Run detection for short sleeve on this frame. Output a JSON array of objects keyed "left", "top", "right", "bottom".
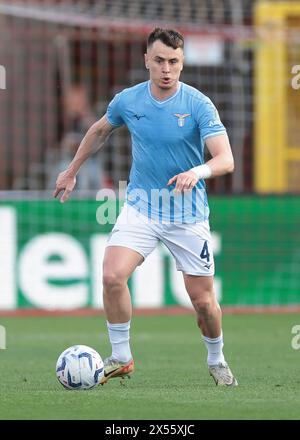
[
  {"left": 106, "top": 93, "right": 125, "bottom": 127},
  {"left": 196, "top": 97, "right": 226, "bottom": 140}
]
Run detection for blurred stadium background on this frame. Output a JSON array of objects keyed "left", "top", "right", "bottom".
[{"left": 0, "top": 0, "right": 300, "bottom": 312}]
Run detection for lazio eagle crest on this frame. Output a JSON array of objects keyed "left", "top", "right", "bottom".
[{"left": 174, "top": 113, "right": 191, "bottom": 127}]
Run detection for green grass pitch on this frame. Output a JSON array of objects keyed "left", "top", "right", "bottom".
[{"left": 0, "top": 313, "right": 299, "bottom": 420}]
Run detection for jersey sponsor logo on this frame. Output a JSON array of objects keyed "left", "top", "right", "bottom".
[
  {"left": 133, "top": 114, "right": 146, "bottom": 120},
  {"left": 174, "top": 113, "right": 191, "bottom": 127}
]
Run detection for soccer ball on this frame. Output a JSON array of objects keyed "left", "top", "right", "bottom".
[{"left": 56, "top": 345, "right": 104, "bottom": 390}]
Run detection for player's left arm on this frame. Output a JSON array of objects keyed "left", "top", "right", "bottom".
[
  {"left": 203, "top": 132, "right": 234, "bottom": 177},
  {"left": 167, "top": 133, "right": 234, "bottom": 193}
]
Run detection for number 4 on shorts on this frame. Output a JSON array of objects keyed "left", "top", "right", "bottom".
[{"left": 200, "top": 240, "right": 210, "bottom": 262}]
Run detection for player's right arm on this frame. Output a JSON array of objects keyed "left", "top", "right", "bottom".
[{"left": 53, "top": 114, "right": 115, "bottom": 203}]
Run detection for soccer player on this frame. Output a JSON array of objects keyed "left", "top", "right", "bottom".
[{"left": 54, "top": 28, "right": 238, "bottom": 386}]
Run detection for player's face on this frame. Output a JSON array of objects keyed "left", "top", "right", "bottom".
[{"left": 145, "top": 40, "right": 184, "bottom": 92}]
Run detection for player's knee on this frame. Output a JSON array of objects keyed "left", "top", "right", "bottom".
[
  {"left": 191, "top": 294, "right": 215, "bottom": 315},
  {"left": 102, "top": 269, "right": 127, "bottom": 292}
]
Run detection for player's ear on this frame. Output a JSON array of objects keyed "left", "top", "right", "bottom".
[
  {"left": 144, "top": 53, "right": 149, "bottom": 69},
  {"left": 181, "top": 55, "right": 184, "bottom": 71}
]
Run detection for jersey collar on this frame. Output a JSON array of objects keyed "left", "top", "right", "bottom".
[{"left": 147, "top": 81, "right": 182, "bottom": 105}]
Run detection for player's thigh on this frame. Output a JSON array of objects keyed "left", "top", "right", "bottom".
[
  {"left": 104, "top": 204, "right": 159, "bottom": 281},
  {"left": 103, "top": 245, "right": 144, "bottom": 282},
  {"left": 182, "top": 273, "right": 215, "bottom": 303},
  {"left": 107, "top": 204, "right": 159, "bottom": 258}
]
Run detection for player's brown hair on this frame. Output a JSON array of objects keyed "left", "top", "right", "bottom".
[{"left": 147, "top": 28, "right": 184, "bottom": 50}]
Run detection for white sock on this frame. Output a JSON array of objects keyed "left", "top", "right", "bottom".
[
  {"left": 202, "top": 332, "right": 226, "bottom": 366},
  {"left": 107, "top": 320, "right": 132, "bottom": 363}
]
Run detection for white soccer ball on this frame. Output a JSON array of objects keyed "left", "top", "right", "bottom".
[{"left": 56, "top": 345, "right": 104, "bottom": 390}]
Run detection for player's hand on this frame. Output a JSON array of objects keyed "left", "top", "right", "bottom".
[
  {"left": 167, "top": 170, "right": 199, "bottom": 194},
  {"left": 53, "top": 170, "right": 76, "bottom": 203}
]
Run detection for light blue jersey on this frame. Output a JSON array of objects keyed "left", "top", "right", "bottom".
[{"left": 106, "top": 81, "right": 226, "bottom": 223}]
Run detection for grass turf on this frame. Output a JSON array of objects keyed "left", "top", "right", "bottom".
[{"left": 0, "top": 313, "right": 299, "bottom": 420}]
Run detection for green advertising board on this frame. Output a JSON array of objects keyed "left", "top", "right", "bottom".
[{"left": 0, "top": 196, "right": 299, "bottom": 309}]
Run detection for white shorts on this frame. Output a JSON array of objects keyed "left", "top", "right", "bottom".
[{"left": 106, "top": 204, "right": 215, "bottom": 276}]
